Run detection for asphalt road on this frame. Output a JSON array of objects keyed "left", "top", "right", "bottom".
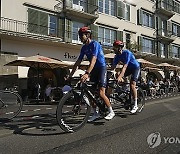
[{"left": 0, "top": 95, "right": 180, "bottom": 154}]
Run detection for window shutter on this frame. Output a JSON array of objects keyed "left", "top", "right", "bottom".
[
  {"left": 90, "top": 24, "right": 98, "bottom": 41},
  {"left": 126, "top": 4, "right": 130, "bottom": 21},
  {"left": 28, "top": 8, "right": 38, "bottom": 33},
  {"left": 87, "top": 0, "right": 98, "bottom": 14},
  {"left": 167, "top": 20, "right": 172, "bottom": 36},
  {"left": 117, "top": 1, "right": 124, "bottom": 19},
  {"left": 157, "top": 17, "right": 162, "bottom": 35},
  {"left": 116, "top": 31, "right": 123, "bottom": 41},
  {"left": 152, "top": 15, "right": 156, "bottom": 29},
  {"left": 58, "top": 18, "right": 64, "bottom": 38},
  {"left": 157, "top": 42, "right": 161, "bottom": 57},
  {"left": 157, "top": 0, "right": 162, "bottom": 9},
  {"left": 178, "top": 25, "right": 180, "bottom": 37},
  {"left": 64, "top": 18, "right": 72, "bottom": 42},
  {"left": 39, "top": 11, "right": 48, "bottom": 35},
  {"left": 138, "top": 36, "right": 143, "bottom": 52},
  {"left": 137, "top": 9, "right": 143, "bottom": 25},
  {"left": 168, "top": 44, "right": 172, "bottom": 58},
  {"left": 152, "top": 40, "right": 156, "bottom": 54}
]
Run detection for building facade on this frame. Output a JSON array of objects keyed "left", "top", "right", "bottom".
[{"left": 0, "top": 0, "right": 180, "bottom": 98}]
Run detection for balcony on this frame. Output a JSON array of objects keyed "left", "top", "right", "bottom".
[
  {"left": 156, "top": 29, "right": 175, "bottom": 43},
  {"left": 60, "top": 0, "right": 98, "bottom": 22},
  {"left": 154, "top": 0, "right": 175, "bottom": 19},
  {"left": 0, "top": 17, "right": 63, "bottom": 43}
]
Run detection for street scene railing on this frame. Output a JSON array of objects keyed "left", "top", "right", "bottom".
[{"left": 0, "top": 17, "right": 63, "bottom": 42}]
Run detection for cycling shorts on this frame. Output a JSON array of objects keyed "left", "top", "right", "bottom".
[
  {"left": 90, "top": 66, "right": 107, "bottom": 88},
  {"left": 124, "top": 67, "right": 140, "bottom": 82}
]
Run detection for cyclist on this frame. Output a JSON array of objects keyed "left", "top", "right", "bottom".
[
  {"left": 111, "top": 40, "right": 140, "bottom": 113},
  {"left": 69, "top": 27, "right": 115, "bottom": 121}
]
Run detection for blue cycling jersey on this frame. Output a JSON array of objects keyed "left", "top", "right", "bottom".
[
  {"left": 78, "top": 40, "right": 106, "bottom": 68},
  {"left": 113, "top": 49, "right": 140, "bottom": 69}
]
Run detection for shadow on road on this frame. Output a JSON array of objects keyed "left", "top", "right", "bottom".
[{"left": 0, "top": 114, "right": 68, "bottom": 136}]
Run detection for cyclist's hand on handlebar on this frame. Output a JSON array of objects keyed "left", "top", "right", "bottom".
[
  {"left": 117, "top": 76, "right": 124, "bottom": 83},
  {"left": 81, "top": 73, "right": 89, "bottom": 83}
]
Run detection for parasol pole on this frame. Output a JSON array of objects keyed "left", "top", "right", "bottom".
[
  {"left": 37, "top": 53, "right": 40, "bottom": 101},
  {"left": 37, "top": 62, "right": 40, "bottom": 100}
]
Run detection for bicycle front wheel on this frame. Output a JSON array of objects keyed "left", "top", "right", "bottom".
[
  {"left": 56, "top": 91, "right": 91, "bottom": 133},
  {"left": 0, "top": 91, "right": 23, "bottom": 120}
]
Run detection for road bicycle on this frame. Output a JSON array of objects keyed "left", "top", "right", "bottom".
[
  {"left": 56, "top": 72, "right": 145, "bottom": 133},
  {"left": 107, "top": 70, "right": 145, "bottom": 112},
  {"left": 0, "top": 90, "right": 23, "bottom": 120}
]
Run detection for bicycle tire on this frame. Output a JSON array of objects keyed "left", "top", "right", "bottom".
[
  {"left": 0, "top": 90, "right": 23, "bottom": 120},
  {"left": 56, "top": 91, "right": 91, "bottom": 133},
  {"left": 137, "top": 87, "right": 145, "bottom": 112}
]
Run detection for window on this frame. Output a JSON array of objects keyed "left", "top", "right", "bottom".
[
  {"left": 172, "top": 23, "right": 180, "bottom": 37},
  {"left": 72, "top": 21, "right": 84, "bottom": 44},
  {"left": 142, "top": 12, "right": 154, "bottom": 28},
  {"left": 126, "top": 33, "right": 131, "bottom": 49},
  {"left": 98, "top": 0, "right": 115, "bottom": 16},
  {"left": 49, "top": 15, "right": 57, "bottom": 36},
  {"left": 173, "top": 1, "right": 180, "bottom": 14},
  {"left": 142, "top": 38, "right": 154, "bottom": 54},
  {"left": 98, "top": 27, "right": 116, "bottom": 46},
  {"left": 124, "top": 4, "right": 130, "bottom": 21},
  {"left": 160, "top": 43, "right": 165, "bottom": 58},
  {"left": 172, "top": 46, "right": 179, "bottom": 58},
  {"left": 138, "top": 9, "right": 155, "bottom": 28},
  {"left": 117, "top": 1, "right": 130, "bottom": 21}
]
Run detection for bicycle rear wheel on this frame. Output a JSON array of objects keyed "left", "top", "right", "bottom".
[
  {"left": 137, "top": 87, "right": 145, "bottom": 112},
  {"left": 0, "top": 91, "right": 23, "bottom": 120},
  {"left": 56, "top": 91, "right": 91, "bottom": 133}
]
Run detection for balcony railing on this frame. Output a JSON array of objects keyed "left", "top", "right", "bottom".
[
  {"left": 60, "top": 0, "right": 98, "bottom": 21},
  {"left": 154, "top": 0, "right": 175, "bottom": 18},
  {"left": 157, "top": 0, "right": 173, "bottom": 11},
  {"left": 0, "top": 17, "right": 63, "bottom": 42},
  {"left": 156, "top": 29, "right": 174, "bottom": 43}
]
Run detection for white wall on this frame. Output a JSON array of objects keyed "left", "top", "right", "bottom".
[
  {"left": 1, "top": 0, "right": 57, "bottom": 22},
  {"left": 2, "top": 39, "right": 80, "bottom": 62}
]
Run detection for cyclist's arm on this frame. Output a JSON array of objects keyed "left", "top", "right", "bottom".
[
  {"left": 69, "top": 59, "right": 82, "bottom": 78},
  {"left": 118, "top": 64, "right": 128, "bottom": 78},
  {"left": 118, "top": 51, "right": 130, "bottom": 78},
  {"left": 86, "top": 56, "right": 96, "bottom": 74}
]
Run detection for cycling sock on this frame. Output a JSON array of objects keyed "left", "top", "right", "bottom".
[
  {"left": 108, "top": 106, "right": 114, "bottom": 113},
  {"left": 134, "top": 98, "right": 138, "bottom": 107},
  {"left": 93, "top": 107, "right": 99, "bottom": 115}
]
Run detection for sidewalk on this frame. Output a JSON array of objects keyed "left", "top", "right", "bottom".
[{"left": 145, "top": 92, "right": 180, "bottom": 102}]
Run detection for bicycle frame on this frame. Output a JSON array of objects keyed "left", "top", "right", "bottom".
[{"left": 107, "top": 80, "right": 132, "bottom": 103}]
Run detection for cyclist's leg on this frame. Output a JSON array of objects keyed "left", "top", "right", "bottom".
[
  {"left": 98, "top": 67, "right": 115, "bottom": 120},
  {"left": 129, "top": 67, "right": 141, "bottom": 113},
  {"left": 88, "top": 69, "right": 100, "bottom": 122}
]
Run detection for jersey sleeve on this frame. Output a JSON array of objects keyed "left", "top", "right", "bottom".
[
  {"left": 91, "top": 41, "right": 99, "bottom": 57},
  {"left": 124, "top": 51, "right": 131, "bottom": 65},
  {"left": 78, "top": 47, "right": 85, "bottom": 60}
]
